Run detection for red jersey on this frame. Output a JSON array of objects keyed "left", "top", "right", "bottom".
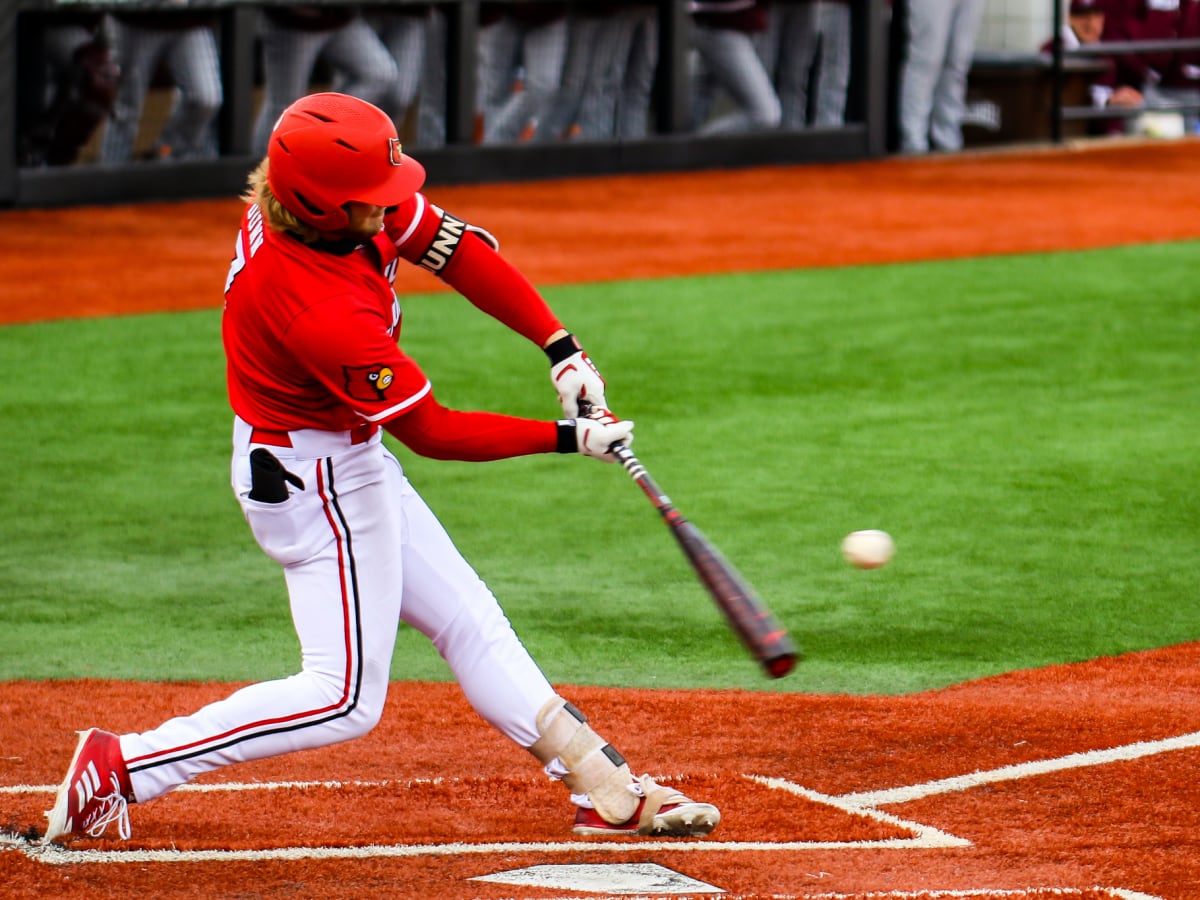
[
  {"left": 222, "top": 192, "right": 565, "bottom": 459},
  {"left": 223, "top": 198, "right": 430, "bottom": 432}
]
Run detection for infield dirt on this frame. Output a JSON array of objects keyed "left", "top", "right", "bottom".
[{"left": 2, "top": 138, "right": 1199, "bottom": 899}]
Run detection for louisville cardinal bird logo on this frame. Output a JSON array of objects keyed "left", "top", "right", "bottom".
[{"left": 343, "top": 364, "right": 395, "bottom": 401}]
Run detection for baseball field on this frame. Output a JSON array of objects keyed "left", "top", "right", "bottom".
[{"left": 1, "top": 138, "right": 1199, "bottom": 899}]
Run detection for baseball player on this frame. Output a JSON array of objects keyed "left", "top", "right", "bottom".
[
  {"left": 100, "top": 9, "right": 224, "bottom": 161},
  {"left": 44, "top": 92, "right": 720, "bottom": 845},
  {"left": 477, "top": 2, "right": 569, "bottom": 143},
  {"left": 895, "top": 0, "right": 987, "bottom": 153},
  {"left": 250, "top": 6, "right": 398, "bottom": 155},
  {"left": 759, "top": 0, "right": 853, "bottom": 130},
  {"left": 688, "top": 0, "right": 782, "bottom": 134}
]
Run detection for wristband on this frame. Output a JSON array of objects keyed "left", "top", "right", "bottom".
[
  {"left": 555, "top": 420, "right": 578, "bottom": 454},
  {"left": 544, "top": 333, "right": 582, "bottom": 365}
]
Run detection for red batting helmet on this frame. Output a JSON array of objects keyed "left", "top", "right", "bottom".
[{"left": 266, "top": 92, "right": 426, "bottom": 232}]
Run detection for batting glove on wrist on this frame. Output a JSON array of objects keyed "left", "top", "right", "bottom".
[
  {"left": 556, "top": 409, "right": 634, "bottom": 463},
  {"left": 545, "top": 333, "right": 608, "bottom": 419}
]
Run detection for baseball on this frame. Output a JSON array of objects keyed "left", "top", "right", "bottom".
[{"left": 841, "top": 530, "right": 895, "bottom": 569}]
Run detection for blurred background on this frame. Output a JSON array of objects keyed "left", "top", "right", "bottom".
[{"left": 7, "top": 0, "right": 1200, "bottom": 207}]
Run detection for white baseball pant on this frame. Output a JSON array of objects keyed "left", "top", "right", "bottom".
[{"left": 119, "top": 417, "right": 556, "bottom": 802}]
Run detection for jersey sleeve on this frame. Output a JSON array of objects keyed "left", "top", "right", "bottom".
[
  {"left": 384, "top": 391, "right": 560, "bottom": 461},
  {"left": 287, "top": 294, "right": 432, "bottom": 424},
  {"left": 384, "top": 194, "right": 565, "bottom": 347}
]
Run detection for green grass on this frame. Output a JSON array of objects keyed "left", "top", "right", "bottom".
[{"left": 1, "top": 242, "right": 1197, "bottom": 693}]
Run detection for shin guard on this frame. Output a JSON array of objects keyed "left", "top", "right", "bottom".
[{"left": 527, "top": 696, "right": 638, "bottom": 825}]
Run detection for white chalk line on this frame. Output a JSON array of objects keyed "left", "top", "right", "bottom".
[
  {"left": 2, "top": 773, "right": 962, "bottom": 862},
  {"left": 3, "top": 728, "right": 1196, "bottom": 888},
  {"left": 0, "top": 776, "right": 456, "bottom": 795},
  {"left": 789, "top": 891, "right": 1164, "bottom": 900},
  {"left": 747, "top": 777, "right": 968, "bottom": 849},
  {"left": 5, "top": 835, "right": 955, "bottom": 866},
  {"left": 391, "top": 892, "right": 1163, "bottom": 900},
  {"left": 833, "top": 729, "right": 1200, "bottom": 809}
]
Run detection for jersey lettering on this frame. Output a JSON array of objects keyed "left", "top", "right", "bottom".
[
  {"left": 224, "top": 234, "right": 245, "bottom": 295},
  {"left": 224, "top": 205, "right": 265, "bottom": 295},
  {"left": 246, "top": 204, "right": 265, "bottom": 255},
  {"left": 388, "top": 293, "right": 401, "bottom": 335},
  {"left": 418, "top": 213, "right": 466, "bottom": 274}
]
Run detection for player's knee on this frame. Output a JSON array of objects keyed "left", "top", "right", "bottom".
[
  {"left": 340, "top": 698, "right": 385, "bottom": 739},
  {"left": 752, "top": 97, "right": 782, "bottom": 129},
  {"left": 191, "top": 85, "right": 224, "bottom": 115},
  {"left": 345, "top": 668, "right": 390, "bottom": 737},
  {"left": 302, "top": 666, "right": 388, "bottom": 739}
]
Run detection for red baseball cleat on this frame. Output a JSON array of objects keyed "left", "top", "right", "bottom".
[
  {"left": 572, "top": 775, "right": 720, "bottom": 837},
  {"left": 44, "top": 728, "right": 134, "bottom": 843}
]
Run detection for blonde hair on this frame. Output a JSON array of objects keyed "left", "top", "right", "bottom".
[{"left": 243, "top": 158, "right": 320, "bottom": 243}]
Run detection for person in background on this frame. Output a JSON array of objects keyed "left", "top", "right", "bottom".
[
  {"left": 476, "top": 2, "right": 568, "bottom": 143},
  {"left": 600, "top": 2, "right": 660, "bottom": 139},
  {"left": 416, "top": 6, "right": 448, "bottom": 148},
  {"left": 759, "top": 0, "right": 853, "bottom": 129},
  {"left": 1040, "top": 0, "right": 1144, "bottom": 134},
  {"left": 539, "top": 2, "right": 659, "bottom": 142},
  {"left": 533, "top": 4, "right": 608, "bottom": 141},
  {"left": 17, "top": 11, "right": 118, "bottom": 166},
  {"left": 251, "top": 5, "right": 398, "bottom": 154},
  {"left": 356, "top": 5, "right": 434, "bottom": 141},
  {"left": 895, "top": 0, "right": 986, "bottom": 153},
  {"left": 99, "top": 7, "right": 223, "bottom": 161},
  {"left": 688, "top": 0, "right": 781, "bottom": 134},
  {"left": 1102, "top": 0, "right": 1200, "bottom": 133},
  {"left": 1169, "top": 0, "right": 1200, "bottom": 131}
]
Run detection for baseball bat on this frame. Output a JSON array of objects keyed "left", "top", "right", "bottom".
[{"left": 609, "top": 441, "right": 800, "bottom": 678}]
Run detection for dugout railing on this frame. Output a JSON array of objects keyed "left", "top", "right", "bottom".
[
  {"left": 1047, "top": 1, "right": 1200, "bottom": 140},
  {"left": 0, "top": 0, "right": 890, "bottom": 209}
]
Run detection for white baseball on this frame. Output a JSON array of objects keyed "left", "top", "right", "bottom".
[{"left": 841, "top": 530, "right": 895, "bottom": 569}]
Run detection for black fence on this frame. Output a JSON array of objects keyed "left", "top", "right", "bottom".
[{"left": 1, "top": 0, "right": 890, "bottom": 208}]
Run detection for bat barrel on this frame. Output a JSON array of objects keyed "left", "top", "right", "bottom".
[{"left": 606, "top": 437, "right": 800, "bottom": 679}]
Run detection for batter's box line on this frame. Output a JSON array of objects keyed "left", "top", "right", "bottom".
[
  {"left": 795, "top": 889, "right": 1165, "bottom": 900},
  {"left": 747, "top": 775, "right": 968, "bottom": 849},
  {"left": 417, "top": 891, "right": 1165, "bottom": 900},
  {"left": 2, "top": 771, "right": 965, "bottom": 864},
  {"left": 8, "top": 834, "right": 965, "bottom": 866},
  {"left": 831, "top": 729, "right": 1200, "bottom": 809}
]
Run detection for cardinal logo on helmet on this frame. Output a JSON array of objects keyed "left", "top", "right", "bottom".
[
  {"left": 344, "top": 364, "right": 395, "bottom": 401},
  {"left": 389, "top": 138, "right": 404, "bottom": 166}
]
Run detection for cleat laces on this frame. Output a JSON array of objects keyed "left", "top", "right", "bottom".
[{"left": 83, "top": 773, "right": 131, "bottom": 840}]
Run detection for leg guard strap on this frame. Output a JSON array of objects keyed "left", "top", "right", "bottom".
[
  {"left": 634, "top": 775, "right": 690, "bottom": 834},
  {"left": 527, "top": 696, "right": 638, "bottom": 825}
]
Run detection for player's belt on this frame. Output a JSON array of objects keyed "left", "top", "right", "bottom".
[{"left": 250, "top": 423, "right": 378, "bottom": 447}]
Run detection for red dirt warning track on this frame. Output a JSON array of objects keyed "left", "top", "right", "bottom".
[{"left": 2, "top": 139, "right": 1200, "bottom": 899}]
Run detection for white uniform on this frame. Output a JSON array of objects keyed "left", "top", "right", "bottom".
[
  {"left": 121, "top": 419, "right": 554, "bottom": 801},
  {"left": 897, "top": 0, "right": 986, "bottom": 153}
]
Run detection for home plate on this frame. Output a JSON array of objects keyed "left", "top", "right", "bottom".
[{"left": 470, "top": 862, "right": 724, "bottom": 894}]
